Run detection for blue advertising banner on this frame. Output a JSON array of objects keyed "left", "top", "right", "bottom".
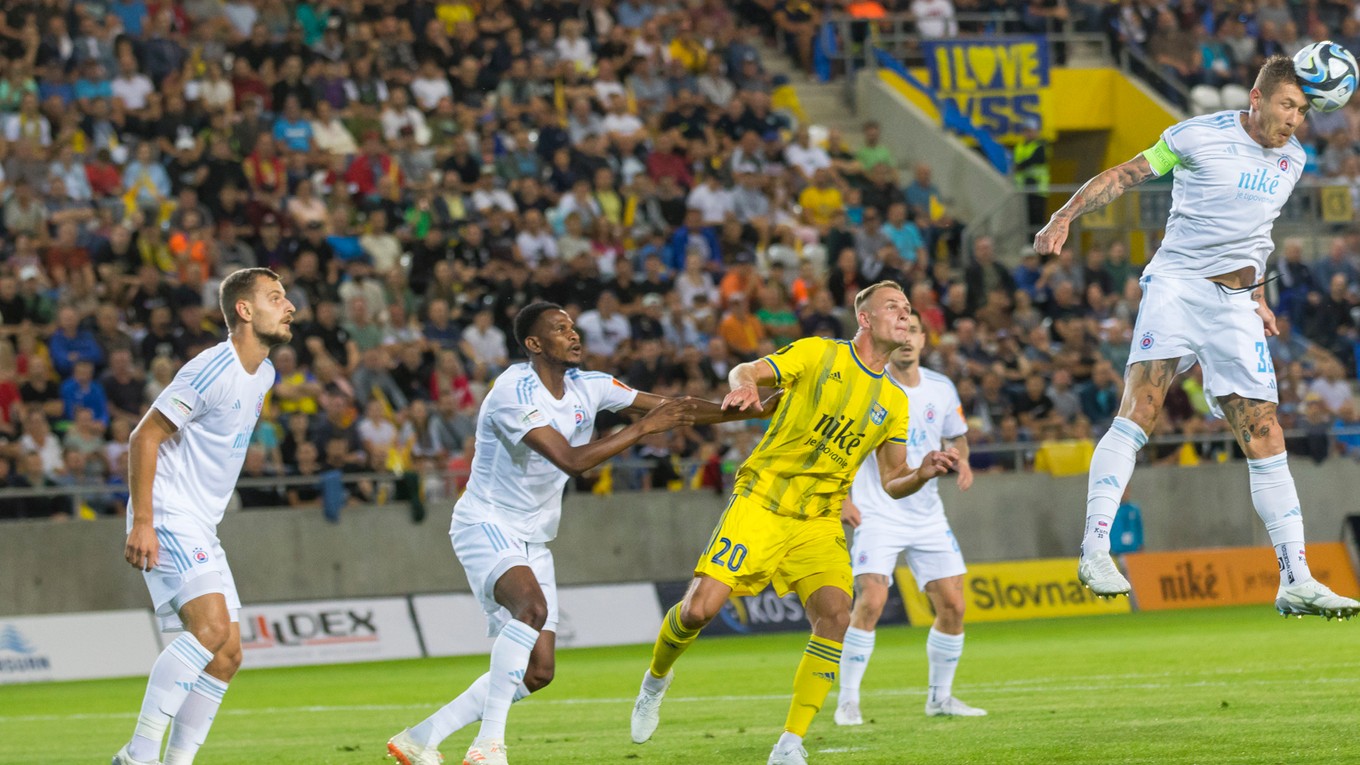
[
  {"left": 920, "top": 36, "right": 1050, "bottom": 139},
  {"left": 654, "top": 581, "right": 909, "bottom": 637}
]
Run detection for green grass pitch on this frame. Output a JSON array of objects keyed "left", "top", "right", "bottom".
[{"left": 2, "top": 606, "right": 1358, "bottom": 764}]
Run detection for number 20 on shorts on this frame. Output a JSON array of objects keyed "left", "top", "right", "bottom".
[{"left": 710, "top": 537, "right": 748, "bottom": 572}]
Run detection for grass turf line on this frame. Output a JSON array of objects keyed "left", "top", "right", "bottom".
[{"left": 2, "top": 606, "right": 1358, "bottom": 764}]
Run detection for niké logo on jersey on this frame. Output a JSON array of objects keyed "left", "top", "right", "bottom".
[{"left": 1237, "top": 168, "right": 1281, "bottom": 195}]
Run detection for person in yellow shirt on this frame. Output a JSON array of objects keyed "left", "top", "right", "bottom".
[
  {"left": 630, "top": 281, "right": 960, "bottom": 765},
  {"left": 797, "top": 168, "right": 844, "bottom": 229}
]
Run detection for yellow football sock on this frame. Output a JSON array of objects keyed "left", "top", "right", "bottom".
[
  {"left": 648, "top": 604, "right": 702, "bottom": 679},
  {"left": 784, "top": 635, "right": 843, "bottom": 736}
]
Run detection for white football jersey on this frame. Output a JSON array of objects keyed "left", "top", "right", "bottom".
[
  {"left": 453, "top": 364, "right": 638, "bottom": 543},
  {"left": 850, "top": 367, "right": 966, "bottom": 533},
  {"left": 131, "top": 340, "right": 275, "bottom": 530},
  {"left": 1145, "top": 110, "right": 1305, "bottom": 281}
]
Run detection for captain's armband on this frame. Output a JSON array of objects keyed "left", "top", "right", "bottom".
[{"left": 1141, "top": 139, "right": 1181, "bottom": 176}]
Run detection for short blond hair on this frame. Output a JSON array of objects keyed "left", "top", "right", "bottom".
[{"left": 853, "top": 280, "right": 906, "bottom": 313}]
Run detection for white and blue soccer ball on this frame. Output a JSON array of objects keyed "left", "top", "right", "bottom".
[{"left": 1293, "top": 41, "right": 1358, "bottom": 112}]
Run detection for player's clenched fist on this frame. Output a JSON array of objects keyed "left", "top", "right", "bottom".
[
  {"left": 124, "top": 524, "right": 159, "bottom": 571},
  {"left": 1033, "top": 218, "right": 1068, "bottom": 256}
]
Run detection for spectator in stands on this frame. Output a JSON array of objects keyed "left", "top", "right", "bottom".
[
  {"left": 236, "top": 446, "right": 284, "bottom": 509},
  {"left": 48, "top": 306, "right": 103, "bottom": 377},
  {"left": 59, "top": 358, "right": 109, "bottom": 424}
]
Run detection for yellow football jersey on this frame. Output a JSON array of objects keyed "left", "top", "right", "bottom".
[{"left": 734, "top": 337, "right": 910, "bottom": 519}]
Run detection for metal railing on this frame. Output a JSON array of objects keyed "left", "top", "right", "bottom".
[{"left": 7, "top": 426, "right": 1360, "bottom": 518}]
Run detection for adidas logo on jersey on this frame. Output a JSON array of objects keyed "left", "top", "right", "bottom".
[
  {"left": 827, "top": 371, "right": 842, "bottom": 382},
  {"left": 232, "top": 400, "right": 241, "bottom": 410}
]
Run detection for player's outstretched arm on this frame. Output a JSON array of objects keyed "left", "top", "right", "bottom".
[
  {"left": 628, "top": 389, "right": 783, "bottom": 424},
  {"left": 1034, "top": 154, "right": 1157, "bottom": 256},
  {"left": 125, "top": 409, "right": 178, "bottom": 571},
  {"left": 875, "top": 440, "right": 960, "bottom": 499},
  {"left": 521, "top": 397, "right": 698, "bottom": 477}
]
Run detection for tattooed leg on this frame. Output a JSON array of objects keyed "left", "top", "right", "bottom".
[
  {"left": 1115, "top": 358, "right": 1182, "bottom": 433},
  {"left": 1219, "top": 394, "right": 1285, "bottom": 459}
]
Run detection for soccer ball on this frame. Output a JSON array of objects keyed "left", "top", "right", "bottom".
[{"left": 1293, "top": 41, "right": 1358, "bottom": 112}]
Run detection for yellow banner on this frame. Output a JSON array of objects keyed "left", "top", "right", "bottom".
[{"left": 895, "top": 557, "right": 1131, "bottom": 624}]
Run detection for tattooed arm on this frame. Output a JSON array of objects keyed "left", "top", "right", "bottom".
[{"left": 1034, "top": 155, "right": 1158, "bottom": 256}]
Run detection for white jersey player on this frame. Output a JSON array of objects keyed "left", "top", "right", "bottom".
[
  {"left": 388, "top": 301, "right": 755, "bottom": 765},
  {"left": 834, "top": 313, "right": 984, "bottom": 725},
  {"left": 116, "top": 268, "right": 295, "bottom": 765},
  {"left": 1035, "top": 54, "right": 1359, "bottom": 619}
]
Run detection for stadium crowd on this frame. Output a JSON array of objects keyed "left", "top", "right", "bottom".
[{"left": 0, "top": 0, "right": 1359, "bottom": 522}]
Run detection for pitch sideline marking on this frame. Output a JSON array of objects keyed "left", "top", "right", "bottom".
[{"left": 2, "top": 672, "right": 1358, "bottom": 724}]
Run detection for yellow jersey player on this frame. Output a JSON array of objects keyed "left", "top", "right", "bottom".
[{"left": 629, "top": 281, "right": 960, "bottom": 765}]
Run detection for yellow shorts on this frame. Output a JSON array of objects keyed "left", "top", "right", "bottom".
[{"left": 694, "top": 495, "right": 852, "bottom": 602}]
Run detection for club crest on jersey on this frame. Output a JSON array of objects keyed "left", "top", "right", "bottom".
[
  {"left": 869, "top": 402, "right": 887, "bottom": 425},
  {"left": 1140, "top": 332, "right": 1155, "bottom": 350},
  {"left": 255, "top": 392, "right": 265, "bottom": 416},
  {"left": 573, "top": 405, "right": 590, "bottom": 431},
  {"left": 192, "top": 547, "right": 209, "bottom": 564},
  {"left": 1278, "top": 157, "right": 1289, "bottom": 172},
  {"left": 925, "top": 403, "right": 937, "bottom": 423}
]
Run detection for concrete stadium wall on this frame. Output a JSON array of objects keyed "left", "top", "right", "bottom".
[{"left": 4, "top": 460, "right": 1359, "bottom": 616}]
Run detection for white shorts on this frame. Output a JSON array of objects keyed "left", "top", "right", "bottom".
[
  {"left": 850, "top": 522, "right": 966, "bottom": 590},
  {"left": 451, "top": 521, "right": 559, "bottom": 638},
  {"left": 143, "top": 520, "right": 240, "bottom": 633},
  {"left": 1128, "top": 274, "right": 1277, "bottom": 417}
]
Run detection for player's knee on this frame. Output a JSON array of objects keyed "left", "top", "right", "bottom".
[
  {"left": 190, "top": 621, "right": 231, "bottom": 654},
  {"left": 523, "top": 663, "right": 554, "bottom": 691},
  {"left": 678, "top": 599, "right": 719, "bottom": 630},
  {"left": 934, "top": 597, "right": 966, "bottom": 632},
  {"left": 810, "top": 607, "right": 850, "bottom": 641},
  {"left": 208, "top": 645, "right": 243, "bottom": 681},
  {"left": 513, "top": 600, "right": 549, "bottom": 631},
  {"left": 1124, "top": 402, "right": 1160, "bottom": 433}
]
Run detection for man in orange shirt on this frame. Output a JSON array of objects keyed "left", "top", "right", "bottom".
[{"left": 718, "top": 291, "right": 766, "bottom": 361}]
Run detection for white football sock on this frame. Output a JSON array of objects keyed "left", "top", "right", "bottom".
[
  {"left": 926, "top": 628, "right": 964, "bottom": 703},
  {"left": 163, "top": 674, "right": 228, "bottom": 765},
  {"left": 1083, "top": 417, "right": 1146, "bottom": 555},
  {"left": 1247, "top": 453, "right": 1312, "bottom": 585},
  {"left": 128, "top": 634, "right": 215, "bottom": 762},
  {"left": 476, "top": 619, "right": 539, "bottom": 741},
  {"left": 777, "top": 731, "right": 804, "bottom": 750},
  {"left": 837, "top": 627, "right": 875, "bottom": 706},
  {"left": 409, "top": 672, "right": 531, "bottom": 748}
]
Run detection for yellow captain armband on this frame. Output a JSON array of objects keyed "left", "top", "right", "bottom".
[{"left": 1141, "top": 139, "right": 1181, "bottom": 176}]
